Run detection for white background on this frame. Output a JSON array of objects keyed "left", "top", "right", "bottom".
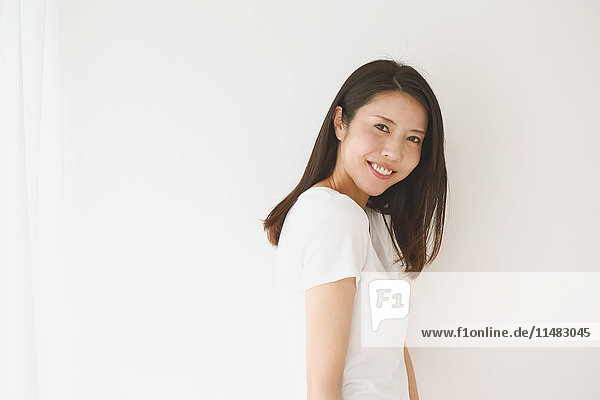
[{"left": 55, "top": 0, "right": 600, "bottom": 399}]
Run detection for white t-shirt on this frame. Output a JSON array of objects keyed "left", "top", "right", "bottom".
[{"left": 275, "top": 186, "right": 415, "bottom": 400}]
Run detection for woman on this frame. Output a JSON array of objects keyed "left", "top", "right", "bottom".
[{"left": 262, "top": 59, "right": 447, "bottom": 399}]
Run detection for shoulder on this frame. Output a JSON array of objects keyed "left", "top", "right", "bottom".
[
  {"left": 286, "top": 188, "right": 369, "bottom": 234},
  {"left": 288, "top": 189, "right": 370, "bottom": 290}
]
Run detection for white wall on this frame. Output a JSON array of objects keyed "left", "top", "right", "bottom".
[{"left": 58, "top": 0, "right": 600, "bottom": 399}]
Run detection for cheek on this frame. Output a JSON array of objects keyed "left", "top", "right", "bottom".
[
  {"left": 411, "top": 147, "right": 422, "bottom": 160},
  {"left": 349, "top": 131, "right": 379, "bottom": 157},
  {"left": 408, "top": 149, "right": 421, "bottom": 165},
  {"left": 409, "top": 148, "right": 423, "bottom": 169},
  {"left": 394, "top": 148, "right": 421, "bottom": 174}
]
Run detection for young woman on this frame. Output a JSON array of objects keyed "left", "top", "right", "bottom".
[{"left": 263, "top": 59, "right": 447, "bottom": 400}]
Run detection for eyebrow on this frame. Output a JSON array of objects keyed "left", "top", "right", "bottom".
[{"left": 372, "top": 114, "right": 426, "bottom": 135}]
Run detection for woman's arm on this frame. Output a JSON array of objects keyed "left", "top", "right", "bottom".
[
  {"left": 305, "top": 277, "right": 357, "bottom": 400},
  {"left": 404, "top": 344, "right": 420, "bottom": 400}
]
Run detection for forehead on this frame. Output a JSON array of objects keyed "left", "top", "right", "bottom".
[{"left": 359, "top": 91, "right": 428, "bottom": 127}]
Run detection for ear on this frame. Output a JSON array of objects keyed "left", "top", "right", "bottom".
[{"left": 332, "top": 106, "right": 346, "bottom": 141}]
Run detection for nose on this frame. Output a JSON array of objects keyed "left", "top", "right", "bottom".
[{"left": 381, "top": 136, "right": 405, "bottom": 162}]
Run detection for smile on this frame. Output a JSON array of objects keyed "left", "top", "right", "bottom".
[{"left": 368, "top": 161, "right": 396, "bottom": 179}]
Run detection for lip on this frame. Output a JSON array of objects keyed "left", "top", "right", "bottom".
[{"left": 368, "top": 161, "right": 396, "bottom": 179}]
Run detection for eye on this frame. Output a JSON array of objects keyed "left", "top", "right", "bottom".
[
  {"left": 408, "top": 136, "right": 423, "bottom": 144},
  {"left": 375, "top": 123, "right": 390, "bottom": 133}
]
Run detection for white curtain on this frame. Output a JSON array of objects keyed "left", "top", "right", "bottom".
[{"left": 0, "top": 0, "right": 65, "bottom": 399}]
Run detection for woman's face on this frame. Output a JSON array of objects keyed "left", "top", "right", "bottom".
[{"left": 330, "top": 90, "right": 428, "bottom": 206}]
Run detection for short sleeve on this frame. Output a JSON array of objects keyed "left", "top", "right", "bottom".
[{"left": 290, "top": 193, "right": 370, "bottom": 291}]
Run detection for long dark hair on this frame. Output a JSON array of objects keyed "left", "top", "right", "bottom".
[{"left": 261, "top": 59, "right": 447, "bottom": 273}]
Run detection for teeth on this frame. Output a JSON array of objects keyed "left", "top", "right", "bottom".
[{"left": 371, "top": 162, "right": 393, "bottom": 175}]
